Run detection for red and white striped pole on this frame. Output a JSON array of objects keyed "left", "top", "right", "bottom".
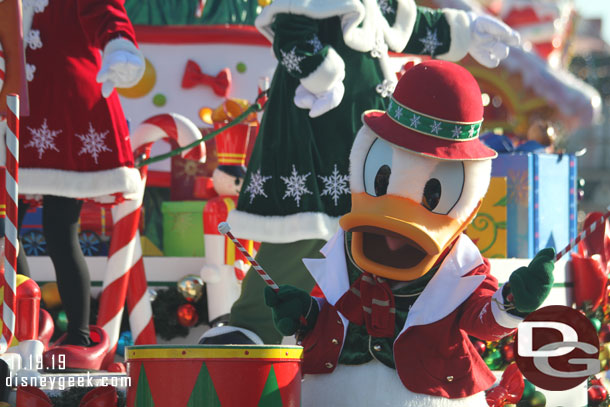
[
  {"left": 555, "top": 211, "right": 610, "bottom": 262},
  {"left": 1, "top": 94, "right": 19, "bottom": 353},
  {"left": 97, "top": 114, "right": 205, "bottom": 367},
  {"left": 218, "top": 222, "right": 279, "bottom": 292}
]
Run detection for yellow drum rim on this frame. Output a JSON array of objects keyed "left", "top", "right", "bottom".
[{"left": 125, "top": 345, "right": 303, "bottom": 361}]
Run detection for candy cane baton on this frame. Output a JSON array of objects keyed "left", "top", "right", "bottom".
[
  {"left": 218, "top": 222, "right": 279, "bottom": 292},
  {"left": 98, "top": 114, "right": 205, "bottom": 367},
  {"left": 555, "top": 211, "right": 610, "bottom": 262},
  {"left": 1, "top": 94, "right": 19, "bottom": 353}
]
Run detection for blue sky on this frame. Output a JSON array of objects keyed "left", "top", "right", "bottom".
[{"left": 573, "top": 0, "right": 610, "bottom": 43}]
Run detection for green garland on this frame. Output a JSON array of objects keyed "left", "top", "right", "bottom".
[{"left": 151, "top": 286, "right": 209, "bottom": 340}]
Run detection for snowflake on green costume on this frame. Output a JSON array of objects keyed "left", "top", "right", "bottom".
[
  {"left": 409, "top": 114, "right": 421, "bottom": 129},
  {"left": 377, "top": 0, "right": 395, "bottom": 16},
  {"left": 419, "top": 29, "right": 443, "bottom": 56},
  {"left": 307, "top": 35, "right": 323, "bottom": 54},
  {"left": 430, "top": 120, "right": 442, "bottom": 135},
  {"left": 451, "top": 125, "right": 462, "bottom": 139},
  {"left": 245, "top": 169, "right": 272, "bottom": 204},
  {"left": 319, "top": 164, "right": 349, "bottom": 206},
  {"left": 26, "top": 119, "right": 61, "bottom": 159},
  {"left": 280, "top": 47, "right": 305, "bottom": 74},
  {"left": 281, "top": 165, "right": 312, "bottom": 207}
]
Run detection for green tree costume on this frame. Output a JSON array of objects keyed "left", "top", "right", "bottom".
[{"left": 225, "top": 0, "right": 475, "bottom": 344}]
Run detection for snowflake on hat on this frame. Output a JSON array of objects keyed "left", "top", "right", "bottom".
[{"left": 264, "top": 61, "right": 555, "bottom": 406}]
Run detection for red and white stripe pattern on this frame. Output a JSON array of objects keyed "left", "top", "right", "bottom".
[
  {"left": 0, "top": 45, "right": 5, "bottom": 92},
  {"left": 218, "top": 222, "right": 279, "bottom": 292},
  {"left": 97, "top": 113, "right": 204, "bottom": 367},
  {"left": 1, "top": 94, "right": 19, "bottom": 353},
  {"left": 555, "top": 211, "right": 610, "bottom": 261}
]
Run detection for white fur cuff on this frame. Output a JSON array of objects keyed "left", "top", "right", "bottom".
[
  {"left": 438, "top": 9, "right": 471, "bottom": 62},
  {"left": 300, "top": 47, "right": 345, "bottom": 95},
  {"left": 490, "top": 289, "right": 523, "bottom": 329}
]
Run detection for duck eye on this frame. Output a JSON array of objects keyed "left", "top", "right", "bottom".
[
  {"left": 422, "top": 178, "right": 441, "bottom": 210},
  {"left": 420, "top": 162, "right": 465, "bottom": 215},
  {"left": 364, "top": 138, "right": 393, "bottom": 197},
  {"left": 374, "top": 165, "right": 391, "bottom": 196}
]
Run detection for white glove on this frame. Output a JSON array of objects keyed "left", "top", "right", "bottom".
[
  {"left": 96, "top": 38, "right": 145, "bottom": 98},
  {"left": 468, "top": 13, "right": 521, "bottom": 68},
  {"left": 294, "top": 80, "right": 345, "bottom": 118}
]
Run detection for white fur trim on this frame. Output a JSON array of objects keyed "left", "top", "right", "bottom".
[
  {"left": 198, "top": 325, "right": 263, "bottom": 345},
  {"left": 437, "top": 9, "right": 472, "bottom": 62},
  {"left": 302, "top": 359, "right": 488, "bottom": 407},
  {"left": 255, "top": 0, "right": 365, "bottom": 43},
  {"left": 19, "top": 167, "right": 142, "bottom": 200},
  {"left": 490, "top": 289, "right": 523, "bottom": 329},
  {"left": 300, "top": 47, "right": 345, "bottom": 95},
  {"left": 383, "top": 0, "right": 418, "bottom": 52},
  {"left": 226, "top": 209, "right": 340, "bottom": 243}
]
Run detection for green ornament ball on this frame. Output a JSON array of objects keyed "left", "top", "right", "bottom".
[
  {"left": 153, "top": 93, "right": 167, "bottom": 107},
  {"left": 236, "top": 62, "right": 247, "bottom": 73},
  {"left": 590, "top": 317, "right": 602, "bottom": 333},
  {"left": 484, "top": 348, "right": 503, "bottom": 370},
  {"left": 56, "top": 310, "right": 68, "bottom": 332},
  {"left": 528, "top": 391, "right": 546, "bottom": 407},
  {"left": 522, "top": 380, "right": 536, "bottom": 401}
]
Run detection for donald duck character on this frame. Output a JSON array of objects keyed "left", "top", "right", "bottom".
[{"left": 265, "top": 60, "right": 555, "bottom": 407}]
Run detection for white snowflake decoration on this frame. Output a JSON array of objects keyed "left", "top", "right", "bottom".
[
  {"left": 319, "top": 164, "right": 349, "bottom": 206},
  {"left": 26, "top": 30, "right": 42, "bottom": 50},
  {"left": 26, "top": 119, "right": 61, "bottom": 159},
  {"left": 451, "top": 125, "right": 462, "bottom": 139},
  {"left": 430, "top": 120, "right": 442, "bottom": 135},
  {"left": 394, "top": 106, "right": 404, "bottom": 120},
  {"left": 280, "top": 47, "right": 305, "bottom": 74},
  {"left": 419, "top": 29, "right": 443, "bottom": 56},
  {"left": 75, "top": 123, "right": 111, "bottom": 164},
  {"left": 307, "top": 35, "right": 323, "bottom": 54},
  {"left": 245, "top": 169, "right": 272, "bottom": 204},
  {"left": 377, "top": 0, "right": 395, "bottom": 16},
  {"left": 25, "top": 64, "right": 36, "bottom": 82},
  {"left": 409, "top": 114, "right": 421, "bottom": 129},
  {"left": 280, "top": 165, "right": 312, "bottom": 207}
]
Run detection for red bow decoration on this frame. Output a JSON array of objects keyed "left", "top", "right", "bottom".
[
  {"left": 335, "top": 272, "right": 395, "bottom": 337},
  {"left": 485, "top": 363, "right": 524, "bottom": 407},
  {"left": 571, "top": 212, "right": 610, "bottom": 310},
  {"left": 181, "top": 60, "right": 231, "bottom": 98},
  {"left": 17, "top": 385, "right": 118, "bottom": 407}
]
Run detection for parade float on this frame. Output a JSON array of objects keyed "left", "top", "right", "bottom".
[{"left": 0, "top": 0, "right": 608, "bottom": 406}]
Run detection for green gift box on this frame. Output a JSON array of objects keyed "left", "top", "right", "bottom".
[{"left": 162, "top": 201, "right": 207, "bottom": 257}]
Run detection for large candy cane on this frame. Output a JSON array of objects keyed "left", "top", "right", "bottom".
[
  {"left": 97, "top": 113, "right": 205, "bottom": 367},
  {"left": 1, "top": 94, "right": 18, "bottom": 353}
]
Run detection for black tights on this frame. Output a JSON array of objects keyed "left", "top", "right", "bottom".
[{"left": 18, "top": 196, "right": 90, "bottom": 346}]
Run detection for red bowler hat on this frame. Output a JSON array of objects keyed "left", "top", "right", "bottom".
[{"left": 363, "top": 60, "right": 497, "bottom": 161}]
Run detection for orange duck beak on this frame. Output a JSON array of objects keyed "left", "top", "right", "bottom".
[{"left": 340, "top": 193, "right": 481, "bottom": 281}]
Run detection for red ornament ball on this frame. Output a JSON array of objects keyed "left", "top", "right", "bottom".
[
  {"left": 502, "top": 343, "right": 515, "bottom": 362},
  {"left": 473, "top": 340, "right": 486, "bottom": 355},
  {"left": 589, "top": 384, "right": 608, "bottom": 406},
  {"left": 177, "top": 303, "right": 199, "bottom": 327}
]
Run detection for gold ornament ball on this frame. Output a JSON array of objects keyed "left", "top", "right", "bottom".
[
  {"left": 117, "top": 58, "right": 156, "bottom": 98},
  {"left": 258, "top": 0, "right": 272, "bottom": 6},
  {"left": 41, "top": 282, "right": 62, "bottom": 309},
  {"left": 177, "top": 275, "right": 204, "bottom": 302}
]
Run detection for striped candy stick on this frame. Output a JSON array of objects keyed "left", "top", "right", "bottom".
[
  {"left": 555, "top": 211, "right": 610, "bottom": 261},
  {"left": 1, "top": 94, "right": 19, "bottom": 353},
  {"left": 217, "top": 222, "right": 279, "bottom": 292}
]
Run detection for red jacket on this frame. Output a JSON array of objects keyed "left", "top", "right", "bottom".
[
  {"left": 19, "top": 0, "right": 140, "bottom": 202},
  {"left": 301, "top": 230, "right": 522, "bottom": 399}
]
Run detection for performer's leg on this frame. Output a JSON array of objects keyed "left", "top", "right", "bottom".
[
  {"left": 42, "top": 195, "right": 90, "bottom": 346},
  {"left": 16, "top": 200, "right": 30, "bottom": 277},
  {"left": 229, "top": 239, "right": 326, "bottom": 344}
]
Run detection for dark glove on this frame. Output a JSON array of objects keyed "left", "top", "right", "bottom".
[
  {"left": 264, "top": 285, "right": 319, "bottom": 336},
  {"left": 508, "top": 247, "right": 555, "bottom": 313}
]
